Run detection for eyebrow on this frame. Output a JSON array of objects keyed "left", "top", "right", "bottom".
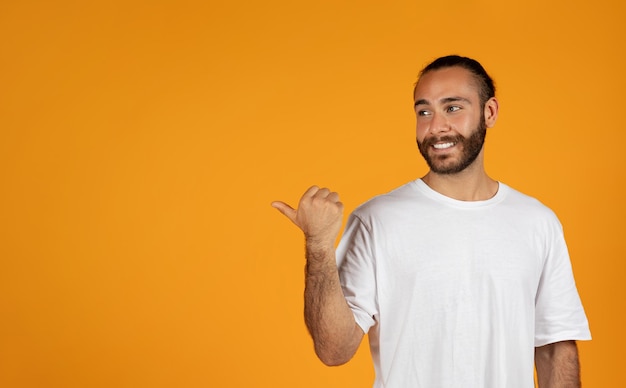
[{"left": 414, "top": 96, "right": 472, "bottom": 107}]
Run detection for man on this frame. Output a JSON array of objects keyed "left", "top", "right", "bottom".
[{"left": 272, "top": 55, "right": 591, "bottom": 387}]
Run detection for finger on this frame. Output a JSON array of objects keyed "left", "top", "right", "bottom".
[
  {"left": 302, "top": 185, "right": 321, "bottom": 199},
  {"left": 271, "top": 201, "right": 297, "bottom": 223},
  {"left": 315, "top": 187, "right": 331, "bottom": 199},
  {"left": 327, "top": 191, "right": 340, "bottom": 203}
]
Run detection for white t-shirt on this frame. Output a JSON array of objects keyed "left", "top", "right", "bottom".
[{"left": 336, "top": 179, "right": 591, "bottom": 388}]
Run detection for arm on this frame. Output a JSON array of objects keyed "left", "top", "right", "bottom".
[
  {"left": 272, "top": 186, "right": 364, "bottom": 366},
  {"left": 304, "top": 240, "right": 365, "bottom": 365},
  {"left": 535, "top": 340, "right": 581, "bottom": 388}
]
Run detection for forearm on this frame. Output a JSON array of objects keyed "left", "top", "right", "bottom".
[
  {"left": 271, "top": 186, "right": 360, "bottom": 364},
  {"left": 304, "top": 242, "right": 363, "bottom": 366},
  {"left": 535, "top": 341, "right": 581, "bottom": 388}
]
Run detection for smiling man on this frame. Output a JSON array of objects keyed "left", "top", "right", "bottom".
[{"left": 272, "top": 55, "right": 591, "bottom": 387}]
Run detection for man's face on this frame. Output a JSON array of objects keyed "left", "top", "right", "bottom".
[{"left": 414, "top": 66, "right": 488, "bottom": 175}]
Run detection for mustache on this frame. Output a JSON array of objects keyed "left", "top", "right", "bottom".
[{"left": 419, "top": 135, "right": 464, "bottom": 148}]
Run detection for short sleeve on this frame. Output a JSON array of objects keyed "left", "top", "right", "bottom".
[
  {"left": 335, "top": 213, "right": 378, "bottom": 334},
  {"left": 534, "top": 218, "right": 591, "bottom": 346}
]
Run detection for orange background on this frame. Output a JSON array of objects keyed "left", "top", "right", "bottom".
[{"left": 1, "top": 1, "right": 624, "bottom": 386}]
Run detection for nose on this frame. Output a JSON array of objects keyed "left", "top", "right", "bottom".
[{"left": 429, "top": 112, "right": 451, "bottom": 135}]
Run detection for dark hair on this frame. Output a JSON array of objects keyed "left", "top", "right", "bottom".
[{"left": 418, "top": 55, "right": 496, "bottom": 105}]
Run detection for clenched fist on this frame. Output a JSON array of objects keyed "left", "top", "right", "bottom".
[{"left": 272, "top": 186, "right": 344, "bottom": 248}]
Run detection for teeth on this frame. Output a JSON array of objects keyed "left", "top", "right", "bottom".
[{"left": 433, "top": 142, "right": 455, "bottom": 149}]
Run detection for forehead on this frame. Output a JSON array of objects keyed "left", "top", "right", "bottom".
[{"left": 414, "top": 66, "right": 480, "bottom": 102}]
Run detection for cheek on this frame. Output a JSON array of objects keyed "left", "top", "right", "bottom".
[
  {"left": 439, "top": 116, "right": 468, "bottom": 138},
  {"left": 415, "top": 121, "right": 429, "bottom": 142}
]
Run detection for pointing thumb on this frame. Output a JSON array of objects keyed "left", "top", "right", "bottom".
[{"left": 271, "top": 201, "right": 297, "bottom": 223}]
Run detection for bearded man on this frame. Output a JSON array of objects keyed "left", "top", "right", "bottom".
[{"left": 272, "top": 55, "right": 591, "bottom": 388}]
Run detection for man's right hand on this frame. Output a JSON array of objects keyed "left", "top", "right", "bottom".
[
  {"left": 272, "top": 186, "right": 362, "bottom": 366},
  {"left": 271, "top": 186, "right": 344, "bottom": 249}
]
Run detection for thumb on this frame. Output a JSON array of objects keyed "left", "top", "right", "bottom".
[{"left": 271, "top": 201, "right": 297, "bottom": 223}]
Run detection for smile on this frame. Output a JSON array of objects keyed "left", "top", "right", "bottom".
[{"left": 432, "top": 142, "right": 456, "bottom": 149}]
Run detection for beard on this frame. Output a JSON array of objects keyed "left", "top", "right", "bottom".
[{"left": 417, "top": 115, "right": 487, "bottom": 175}]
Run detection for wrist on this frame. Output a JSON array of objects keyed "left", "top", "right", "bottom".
[
  {"left": 305, "top": 239, "right": 336, "bottom": 268},
  {"left": 305, "top": 235, "right": 335, "bottom": 252}
]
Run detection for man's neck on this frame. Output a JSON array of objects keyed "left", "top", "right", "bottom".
[{"left": 421, "top": 163, "right": 498, "bottom": 202}]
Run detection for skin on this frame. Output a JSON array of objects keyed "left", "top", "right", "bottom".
[
  {"left": 536, "top": 341, "right": 582, "bottom": 388},
  {"left": 413, "top": 66, "right": 499, "bottom": 201},
  {"left": 272, "top": 66, "right": 582, "bottom": 384},
  {"left": 272, "top": 186, "right": 363, "bottom": 365}
]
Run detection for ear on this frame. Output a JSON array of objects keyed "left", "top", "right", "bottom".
[{"left": 484, "top": 97, "right": 499, "bottom": 128}]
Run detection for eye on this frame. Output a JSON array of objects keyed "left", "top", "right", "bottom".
[
  {"left": 417, "top": 110, "right": 432, "bottom": 117},
  {"left": 446, "top": 105, "right": 461, "bottom": 113}
]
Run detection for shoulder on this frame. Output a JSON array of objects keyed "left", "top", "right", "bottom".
[
  {"left": 500, "top": 184, "right": 563, "bottom": 229},
  {"left": 350, "top": 180, "right": 423, "bottom": 220},
  {"left": 502, "top": 184, "right": 553, "bottom": 212}
]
